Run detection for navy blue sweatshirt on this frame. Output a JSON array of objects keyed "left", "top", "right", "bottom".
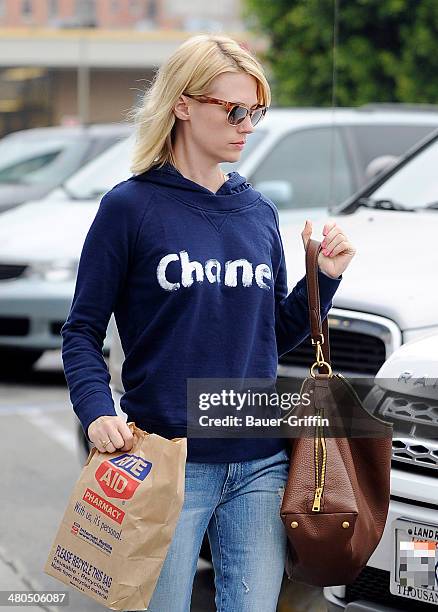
[{"left": 61, "top": 162, "right": 342, "bottom": 462}]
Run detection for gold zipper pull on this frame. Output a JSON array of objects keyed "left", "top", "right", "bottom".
[{"left": 312, "top": 486, "right": 323, "bottom": 511}]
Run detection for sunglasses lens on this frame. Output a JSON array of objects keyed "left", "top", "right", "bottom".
[
  {"left": 228, "top": 106, "right": 248, "bottom": 125},
  {"left": 251, "top": 108, "right": 265, "bottom": 126},
  {"left": 228, "top": 105, "right": 267, "bottom": 126}
]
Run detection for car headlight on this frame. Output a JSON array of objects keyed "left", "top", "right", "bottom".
[
  {"left": 24, "top": 259, "right": 79, "bottom": 282},
  {"left": 376, "top": 332, "right": 438, "bottom": 401}
]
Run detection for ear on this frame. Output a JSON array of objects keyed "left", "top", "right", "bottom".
[{"left": 173, "top": 94, "right": 191, "bottom": 121}]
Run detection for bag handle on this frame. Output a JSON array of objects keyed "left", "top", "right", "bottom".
[{"left": 305, "top": 239, "right": 332, "bottom": 376}]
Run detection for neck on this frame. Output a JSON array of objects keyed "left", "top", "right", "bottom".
[{"left": 171, "top": 139, "right": 227, "bottom": 193}]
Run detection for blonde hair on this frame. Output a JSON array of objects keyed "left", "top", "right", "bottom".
[{"left": 127, "top": 33, "right": 271, "bottom": 175}]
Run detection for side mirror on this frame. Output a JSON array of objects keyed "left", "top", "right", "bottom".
[
  {"left": 254, "top": 180, "right": 294, "bottom": 209},
  {"left": 365, "top": 155, "right": 399, "bottom": 182}
]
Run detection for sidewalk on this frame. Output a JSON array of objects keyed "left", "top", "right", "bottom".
[{"left": 0, "top": 546, "right": 59, "bottom": 612}]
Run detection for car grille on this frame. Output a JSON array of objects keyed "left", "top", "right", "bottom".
[
  {"left": 0, "top": 263, "right": 28, "bottom": 280},
  {"left": 0, "top": 317, "right": 30, "bottom": 336},
  {"left": 345, "top": 566, "right": 437, "bottom": 611},
  {"left": 378, "top": 392, "right": 438, "bottom": 472},
  {"left": 278, "top": 309, "right": 401, "bottom": 377},
  {"left": 392, "top": 437, "right": 438, "bottom": 470},
  {"left": 382, "top": 392, "right": 438, "bottom": 427},
  {"left": 280, "top": 328, "right": 387, "bottom": 375}
]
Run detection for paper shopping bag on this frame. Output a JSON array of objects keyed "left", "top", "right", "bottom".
[{"left": 44, "top": 422, "right": 187, "bottom": 610}]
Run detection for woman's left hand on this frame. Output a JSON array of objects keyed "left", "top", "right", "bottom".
[{"left": 301, "top": 219, "right": 356, "bottom": 279}]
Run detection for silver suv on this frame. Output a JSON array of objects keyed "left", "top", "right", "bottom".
[{"left": 324, "top": 333, "right": 438, "bottom": 611}]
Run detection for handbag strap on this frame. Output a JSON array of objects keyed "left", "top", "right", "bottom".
[{"left": 305, "top": 239, "right": 331, "bottom": 367}]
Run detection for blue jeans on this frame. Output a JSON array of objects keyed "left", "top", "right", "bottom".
[{"left": 127, "top": 446, "right": 290, "bottom": 612}]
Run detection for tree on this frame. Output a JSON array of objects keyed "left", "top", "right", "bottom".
[{"left": 243, "top": 0, "right": 438, "bottom": 106}]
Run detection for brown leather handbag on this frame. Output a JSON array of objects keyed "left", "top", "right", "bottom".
[{"left": 279, "top": 238, "right": 393, "bottom": 587}]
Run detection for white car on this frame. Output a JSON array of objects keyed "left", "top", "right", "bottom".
[
  {"left": 324, "top": 333, "right": 438, "bottom": 611},
  {"left": 0, "top": 123, "right": 131, "bottom": 213},
  {"left": 1, "top": 106, "right": 438, "bottom": 370},
  {"left": 276, "top": 127, "right": 438, "bottom": 392}
]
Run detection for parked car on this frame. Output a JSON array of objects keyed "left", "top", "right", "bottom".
[
  {"left": 223, "top": 104, "right": 438, "bottom": 223},
  {"left": 1, "top": 106, "right": 438, "bottom": 371},
  {"left": 0, "top": 135, "right": 137, "bottom": 370},
  {"left": 325, "top": 333, "right": 438, "bottom": 611},
  {"left": 0, "top": 123, "right": 132, "bottom": 214},
  {"left": 277, "top": 128, "right": 438, "bottom": 607},
  {"left": 275, "top": 127, "right": 438, "bottom": 392}
]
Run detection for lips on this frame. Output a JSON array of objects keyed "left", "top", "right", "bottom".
[{"left": 231, "top": 141, "right": 245, "bottom": 145}]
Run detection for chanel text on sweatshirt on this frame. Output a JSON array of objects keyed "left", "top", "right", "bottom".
[{"left": 61, "top": 163, "right": 343, "bottom": 462}]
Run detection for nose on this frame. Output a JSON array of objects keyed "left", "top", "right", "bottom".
[{"left": 237, "top": 113, "right": 255, "bottom": 135}]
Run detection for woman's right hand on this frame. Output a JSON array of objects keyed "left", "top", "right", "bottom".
[{"left": 87, "top": 415, "right": 135, "bottom": 453}]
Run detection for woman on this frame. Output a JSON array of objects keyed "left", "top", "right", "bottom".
[{"left": 61, "top": 33, "right": 355, "bottom": 612}]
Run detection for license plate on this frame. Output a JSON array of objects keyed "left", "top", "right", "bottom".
[{"left": 390, "top": 518, "right": 438, "bottom": 606}]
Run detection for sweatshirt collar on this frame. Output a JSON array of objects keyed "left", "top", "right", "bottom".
[{"left": 131, "top": 161, "right": 260, "bottom": 211}]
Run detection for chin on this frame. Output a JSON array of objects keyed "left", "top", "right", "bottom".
[{"left": 220, "top": 152, "right": 242, "bottom": 163}]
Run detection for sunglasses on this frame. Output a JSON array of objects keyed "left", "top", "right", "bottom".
[{"left": 183, "top": 94, "right": 268, "bottom": 127}]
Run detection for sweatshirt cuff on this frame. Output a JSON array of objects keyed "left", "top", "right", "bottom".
[{"left": 74, "top": 390, "right": 118, "bottom": 443}]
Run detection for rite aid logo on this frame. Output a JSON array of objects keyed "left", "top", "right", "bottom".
[{"left": 95, "top": 453, "right": 152, "bottom": 500}]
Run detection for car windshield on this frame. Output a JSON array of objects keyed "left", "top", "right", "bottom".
[
  {"left": 360, "top": 136, "right": 438, "bottom": 210},
  {"left": 64, "top": 130, "right": 267, "bottom": 200},
  {"left": 0, "top": 132, "right": 90, "bottom": 186},
  {"left": 64, "top": 136, "right": 135, "bottom": 200}
]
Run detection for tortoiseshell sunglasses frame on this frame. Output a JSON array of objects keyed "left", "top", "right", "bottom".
[{"left": 183, "top": 94, "right": 268, "bottom": 126}]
